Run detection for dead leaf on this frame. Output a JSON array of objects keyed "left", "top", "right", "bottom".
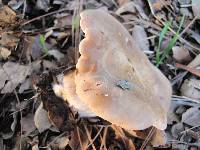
[
  {"left": 172, "top": 46, "right": 192, "bottom": 63},
  {"left": 192, "top": 0, "right": 200, "bottom": 18},
  {"left": 171, "top": 123, "right": 184, "bottom": 138},
  {"left": 54, "top": 13, "right": 72, "bottom": 27},
  {"left": 116, "top": 1, "right": 149, "bottom": 20},
  {"left": 0, "top": 62, "right": 32, "bottom": 93},
  {"left": 0, "top": 33, "right": 18, "bottom": 48},
  {"left": 148, "top": 0, "right": 164, "bottom": 12},
  {"left": 117, "top": 0, "right": 131, "bottom": 6},
  {"left": 48, "top": 49, "right": 65, "bottom": 61},
  {"left": 42, "top": 60, "right": 58, "bottom": 70},
  {"left": 50, "top": 136, "right": 69, "bottom": 149},
  {"left": 182, "top": 106, "right": 200, "bottom": 126},
  {"left": 132, "top": 25, "right": 150, "bottom": 52},
  {"left": 176, "top": 63, "right": 200, "bottom": 78},
  {"left": 36, "top": 0, "right": 50, "bottom": 12},
  {"left": 0, "top": 47, "right": 11, "bottom": 60},
  {"left": 34, "top": 102, "right": 52, "bottom": 133},
  {"left": 116, "top": 2, "right": 136, "bottom": 15},
  {"left": 21, "top": 113, "right": 36, "bottom": 136},
  {"left": 8, "top": 0, "right": 24, "bottom": 10},
  {"left": 0, "top": 6, "right": 16, "bottom": 27},
  {"left": 180, "top": 78, "right": 200, "bottom": 100},
  {"left": 151, "top": 129, "right": 167, "bottom": 147},
  {"left": 188, "top": 54, "right": 200, "bottom": 68},
  {"left": 19, "top": 78, "right": 32, "bottom": 93}
]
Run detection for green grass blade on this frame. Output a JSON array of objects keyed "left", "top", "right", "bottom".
[
  {"left": 39, "top": 35, "right": 49, "bottom": 55},
  {"left": 156, "top": 21, "right": 171, "bottom": 65},
  {"left": 157, "top": 15, "right": 185, "bottom": 66}
]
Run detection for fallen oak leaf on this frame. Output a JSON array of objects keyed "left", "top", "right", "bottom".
[
  {"left": 0, "top": 62, "right": 32, "bottom": 93},
  {"left": 175, "top": 63, "right": 200, "bottom": 78}
]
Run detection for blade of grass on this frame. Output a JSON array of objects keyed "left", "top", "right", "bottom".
[
  {"left": 157, "top": 15, "right": 185, "bottom": 66},
  {"left": 39, "top": 35, "right": 49, "bottom": 56},
  {"left": 156, "top": 20, "right": 171, "bottom": 65}
]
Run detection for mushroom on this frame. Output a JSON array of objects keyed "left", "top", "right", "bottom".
[
  {"left": 53, "top": 70, "right": 95, "bottom": 117},
  {"left": 75, "top": 9, "right": 172, "bottom": 130}
]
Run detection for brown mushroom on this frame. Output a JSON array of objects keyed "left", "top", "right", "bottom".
[
  {"left": 53, "top": 70, "right": 95, "bottom": 117},
  {"left": 75, "top": 9, "right": 172, "bottom": 130}
]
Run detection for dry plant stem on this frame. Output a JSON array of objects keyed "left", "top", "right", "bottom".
[
  {"left": 77, "top": 127, "right": 84, "bottom": 150},
  {"left": 180, "top": 15, "right": 198, "bottom": 36},
  {"left": 176, "top": 63, "right": 200, "bottom": 77},
  {"left": 72, "top": 0, "right": 83, "bottom": 64},
  {"left": 140, "top": 127, "right": 156, "bottom": 150},
  {"left": 147, "top": 0, "right": 200, "bottom": 52},
  {"left": 181, "top": 125, "right": 200, "bottom": 134},
  {"left": 84, "top": 125, "right": 96, "bottom": 150},
  {"left": 22, "top": 8, "right": 70, "bottom": 26},
  {"left": 86, "top": 126, "right": 104, "bottom": 149},
  {"left": 159, "top": 0, "right": 176, "bottom": 17},
  {"left": 14, "top": 89, "right": 22, "bottom": 150},
  {"left": 100, "top": 127, "right": 108, "bottom": 150}
]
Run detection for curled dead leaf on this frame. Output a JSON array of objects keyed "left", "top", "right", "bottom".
[
  {"left": 0, "top": 62, "right": 32, "bottom": 93},
  {"left": 34, "top": 102, "right": 52, "bottom": 133},
  {"left": 180, "top": 78, "right": 200, "bottom": 101}
]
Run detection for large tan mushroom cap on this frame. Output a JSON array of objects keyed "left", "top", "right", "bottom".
[{"left": 75, "top": 9, "right": 172, "bottom": 130}]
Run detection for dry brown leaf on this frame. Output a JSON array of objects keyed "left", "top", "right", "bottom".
[
  {"left": 171, "top": 123, "right": 184, "bottom": 138},
  {"left": 21, "top": 113, "right": 36, "bottom": 136},
  {"left": 176, "top": 63, "right": 200, "bottom": 77},
  {"left": 132, "top": 25, "right": 150, "bottom": 52},
  {"left": 19, "top": 78, "right": 32, "bottom": 93},
  {"left": 0, "top": 33, "right": 18, "bottom": 48},
  {"left": 116, "top": 1, "right": 136, "bottom": 15},
  {"left": 116, "top": 1, "right": 148, "bottom": 20},
  {"left": 117, "top": 0, "right": 131, "bottom": 6},
  {"left": 180, "top": 78, "right": 200, "bottom": 100},
  {"left": 0, "top": 47, "right": 11, "bottom": 60},
  {"left": 188, "top": 54, "right": 200, "bottom": 68},
  {"left": 151, "top": 129, "right": 167, "bottom": 147},
  {"left": 0, "top": 6, "right": 16, "bottom": 27},
  {"left": 0, "top": 62, "right": 32, "bottom": 93},
  {"left": 182, "top": 106, "right": 200, "bottom": 126},
  {"left": 192, "top": 0, "right": 200, "bottom": 18},
  {"left": 36, "top": 0, "right": 50, "bottom": 12},
  {"left": 42, "top": 60, "right": 58, "bottom": 70},
  {"left": 75, "top": 9, "right": 172, "bottom": 130},
  {"left": 172, "top": 46, "right": 192, "bottom": 63},
  {"left": 34, "top": 102, "right": 52, "bottom": 133}
]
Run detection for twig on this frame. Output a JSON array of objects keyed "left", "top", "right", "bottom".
[
  {"left": 77, "top": 127, "right": 84, "bottom": 150},
  {"left": 84, "top": 125, "right": 97, "bottom": 150},
  {"left": 180, "top": 15, "right": 198, "bottom": 36},
  {"left": 140, "top": 127, "right": 156, "bottom": 150},
  {"left": 86, "top": 126, "right": 104, "bottom": 149},
  {"left": 100, "top": 127, "right": 108, "bottom": 150},
  {"left": 22, "top": 8, "right": 70, "bottom": 26}
]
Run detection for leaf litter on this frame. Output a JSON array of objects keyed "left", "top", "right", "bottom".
[{"left": 1, "top": 0, "right": 200, "bottom": 149}]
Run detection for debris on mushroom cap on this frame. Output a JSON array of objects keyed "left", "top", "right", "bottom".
[
  {"left": 75, "top": 9, "right": 172, "bottom": 130},
  {"left": 53, "top": 70, "right": 95, "bottom": 117}
]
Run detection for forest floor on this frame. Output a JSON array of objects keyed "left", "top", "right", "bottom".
[{"left": 0, "top": 0, "right": 200, "bottom": 149}]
